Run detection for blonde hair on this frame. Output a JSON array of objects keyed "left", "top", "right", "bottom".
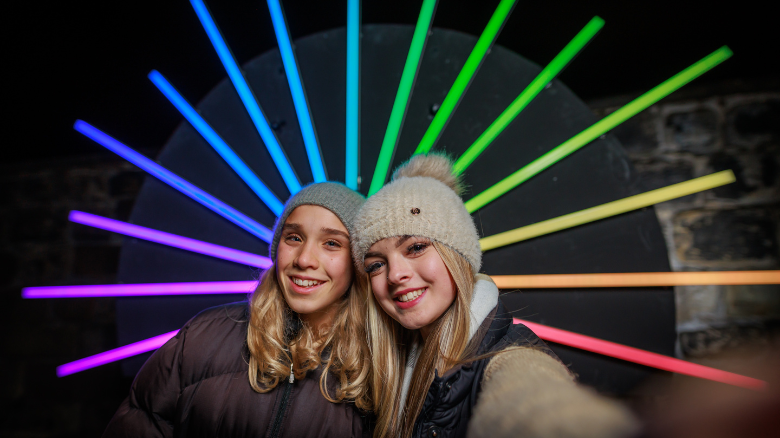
[
  {"left": 367, "top": 241, "right": 477, "bottom": 438},
  {"left": 247, "top": 265, "right": 373, "bottom": 411}
]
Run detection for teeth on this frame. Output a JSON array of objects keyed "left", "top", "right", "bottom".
[
  {"left": 292, "top": 278, "right": 323, "bottom": 288},
  {"left": 397, "top": 288, "right": 424, "bottom": 302}
]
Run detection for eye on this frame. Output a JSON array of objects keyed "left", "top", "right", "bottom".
[
  {"left": 364, "top": 261, "right": 384, "bottom": 274},
  {"left": 407, "top": 242, "right": 429, "bottom": 255},
  {"left": 324, "top": 239, "right": 342, "bottom": 248},
  {"left": 284, "top": 234, "right": 302, "bottom": 243}
]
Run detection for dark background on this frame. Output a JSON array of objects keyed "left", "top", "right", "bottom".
[{"left": 3, "top": 0, "right": 779, "bottom": 436}]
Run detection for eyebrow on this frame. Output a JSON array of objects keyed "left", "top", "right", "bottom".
[
  {"left": 282, "top": 223, "right": 301, "bottom": 232},
  {"left": 321, "top": 227, "right": 349, "bottom": 239},
  {"left": 395, "top": 235, "right": 412, "bottom": 248}
]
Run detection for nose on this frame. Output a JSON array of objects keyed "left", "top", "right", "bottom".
[
  {"left": 386, "top": 255, "right": 412, "bottom": 286},
  {"left": 294, "top": 241, "right": 319, "bottom": 271}
]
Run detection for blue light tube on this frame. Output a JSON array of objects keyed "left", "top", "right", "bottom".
[
  {"left": 149, "top": 70, "right": 284, "bottom": 216},
  {"left": 266, "top": 0, "right": 327, "bottom": 183},
  {"left": 74, "top": 120, "right": 273, "bottom": 243},
  {"left": 190, "top": 0, "right": 301, "bottom": 194},
  {"left": 346, "top": 0, "right": 360, "bottom": 189}
]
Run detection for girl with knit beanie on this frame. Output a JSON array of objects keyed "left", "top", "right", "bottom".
[
  {"left": 352, "top": 155, "right": 639, "bottom": 438},
  {"left": 103, "top": 182, "right": 374, "bottom": 437}
]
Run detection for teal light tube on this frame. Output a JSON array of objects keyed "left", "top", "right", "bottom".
[{"left": 346, "top": 0, "right": 360, "bottom": 189}]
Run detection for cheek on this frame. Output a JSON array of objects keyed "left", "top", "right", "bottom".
[{"left": 324, "top": 253, "right": 353, "bottom": 287}]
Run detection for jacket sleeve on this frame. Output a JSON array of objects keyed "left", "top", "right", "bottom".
[
  {"left": 102, "top": 326, "right": 189, "bottom": 438},
  {"left": 467, "top": 347, "right": 639, "bottom": 438}
]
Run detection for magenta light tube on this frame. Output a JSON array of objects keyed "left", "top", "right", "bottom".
[
  {"left": 57, "top": 330, "right": 179, "bottom": 377},
  {"left": 69, "top": 211, "right": 272, "bottom": 268},
  {"left": 515, "top": 318, "right": 766, "bottom": 390},
  {"left": 23, "top": 281, "right": 259, "bottom": 299}
]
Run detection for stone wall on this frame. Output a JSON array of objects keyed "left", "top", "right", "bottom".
[{"left": 596, "top": 89, "right": 780, "bottom": 360}]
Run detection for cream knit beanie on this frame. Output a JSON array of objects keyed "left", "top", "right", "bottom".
[
  {"left": 270, "top": 182, "right": 365, "bottom": 261},
  {"left": 352, "top": 154, "right": 481, "bottom": 274}
]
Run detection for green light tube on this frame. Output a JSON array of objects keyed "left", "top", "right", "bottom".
[
  {"left": 414, "top": 0, "right": 518, "bottom": 155},
  {"left": 464, "top": 47, "right": 732, "bottom": 213},
  {"left": 368, "top": 0, "right": 438, "bottom": 195},
  {"left": 453, "top": 16, "right": 605, "bottom": 174},
  {"left": 480, "top": 170, "right": 736, "bottom": 251}
]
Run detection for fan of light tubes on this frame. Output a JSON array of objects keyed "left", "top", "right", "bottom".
[{"left": 23, "top": 0, "right": 778, "bottom": 390}]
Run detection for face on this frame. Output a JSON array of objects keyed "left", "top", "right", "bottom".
[
  {"left": 276, "top": 205, "right": 354, "bottom": 329},
  {"left": 364, "top": 236, "right": 457, "bottom": 339}
]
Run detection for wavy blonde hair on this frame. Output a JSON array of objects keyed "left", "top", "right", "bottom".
[
  {"left": 247, "top": 265, "right": 373, "bottom": 411},
  {"left": 366, "top": 241, "right": 477, "bottom": 438}
]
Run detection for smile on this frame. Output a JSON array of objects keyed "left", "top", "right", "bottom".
[
  {"left": 291, "top": 277, "right": 325, "bottom": 288},
  {"left": 395, "top": 288, "right": 425, "bottom": 302}
]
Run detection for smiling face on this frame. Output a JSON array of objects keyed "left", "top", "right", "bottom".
[
  {"left": 276, "top": 205, "right": 354, "bottom": 329},
  {"left": 364, "top": 236, "right": 457, "bottom": 339}
]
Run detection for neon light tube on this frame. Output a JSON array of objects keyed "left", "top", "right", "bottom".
[
  {"left": 415, "top": 0, "right": 518, "bottom": 155},
  {"left": 189, "top": 0, "right": 301, "bottom": 194},
  {"left": 452, "top": 16, "right": 604, "bottom": 173},
  {"left": 346, "top": 0, "right": 360, "bottom": 190},
  {"left": 57, "top": 330, "right": 179, "bottom": 377},
  {"left": 491, "top": 270, "right": 780, "bottom": 289},
  {"left": 266, "top": 0, "right": 327, "bottom": 182},
  {"left": 148, "top": 70, "right": 284, "bottom": 216},
  {"left": 368, "top": 0, "right": 438, "bottom": 195},
  {"left": 514, "top": 318, "right": 766, "bottom": 390},
  {"left": 73, "top": 121, "right": 273, "bottom": 243},
  {"left": 480, "top": 170, "right": 735, "bottom": 251},
  {"left": 68, "top": 211, "right": 272, "bottom": 268},
  {"left": 465, "top": 46, "right": 733, "bottom": 212},
  {"left": 23, "top": 281, "right": 259, "bottom": 299}
]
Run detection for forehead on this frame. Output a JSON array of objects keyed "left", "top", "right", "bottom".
[
  {"left": 284, "top": 205, "right": 348, "bottom": 233},
  {"left": 367, "top": 235, "right": 422, "bottom": 254}
]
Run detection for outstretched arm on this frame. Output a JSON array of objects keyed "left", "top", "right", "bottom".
[{"left": 468, "top": 347, "right": 639, "bottom": 438}]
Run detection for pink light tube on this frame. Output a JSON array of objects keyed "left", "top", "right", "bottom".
[
  {"left": 23, "top": 281, "right": 258, "bottom": 299},
  {"left": 514, "top": 318, "right": 766, "bottom": 390},
  {"left": 57, "top": 330, "right": 179, "bottom": 377},
  {"left": 69, "top": 211, "right": 271, "bottom": 268}
]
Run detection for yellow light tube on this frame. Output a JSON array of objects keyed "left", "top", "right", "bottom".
[
  {"left": 490, "top": 271, "right": 780, "bottom": 289},
  {"left": 479, "top": 170, "right": 735, "bottom": 251}
]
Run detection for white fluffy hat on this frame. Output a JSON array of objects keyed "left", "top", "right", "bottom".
[{"left": 352, "top": 154, "right": 481, "bottom": 274}]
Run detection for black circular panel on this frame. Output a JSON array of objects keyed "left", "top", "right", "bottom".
[{"left": 117, "top": 25, "right": 674, "bottom": 394}]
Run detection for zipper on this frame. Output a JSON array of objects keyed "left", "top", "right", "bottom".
[{"left": 269, "top": 363, "right": 294, "bottom": 438}]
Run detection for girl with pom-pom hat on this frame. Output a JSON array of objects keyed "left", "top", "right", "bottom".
[{"left": 353, "top": 154, "right": 638, "bottom": 438}]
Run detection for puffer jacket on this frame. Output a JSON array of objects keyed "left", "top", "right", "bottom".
[
  {"left": 102, "top": 302, "right": 372, "bottom": 438},
  {"left": 410, "top": 282, "right": 638, "bottom": 438}
]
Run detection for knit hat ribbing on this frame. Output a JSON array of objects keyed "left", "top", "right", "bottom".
[
  {"left": 352, "top": 154, "right": 481, "bottom": 274},
  {"left": 270, "top": 182, "right": 366, "bottom": 261}
]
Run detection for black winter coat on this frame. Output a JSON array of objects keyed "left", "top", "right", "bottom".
[
  {"left": 103, "top": 302, "right": 372, "bottom": 438},
  {"left": 411, "top": 301, "right": 555, "bottom": 438}
]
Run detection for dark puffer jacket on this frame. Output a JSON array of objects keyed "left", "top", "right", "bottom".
[
  {"left": 103, "top": 302, "right": 372, "bottom": 438},
  {"left": 410, "top": 302, "right": 551, "bottom": 438}
]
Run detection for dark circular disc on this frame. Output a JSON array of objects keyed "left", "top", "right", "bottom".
[{"left": 117, "top": 24, "right": 674, "bottom": 394}]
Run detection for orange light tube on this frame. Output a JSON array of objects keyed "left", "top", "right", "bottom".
[
  {"left": 491, "top": 271, "right": 780, "bottom": 289},
  {"left": 515, "top": 318, "right": 766, "bottom": 390}
]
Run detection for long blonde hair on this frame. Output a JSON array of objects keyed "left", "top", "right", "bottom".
[
  {"left": 247, "top": 265, "right": 373, "bottom": 411},
  {"left": 367, "top": 241, "right": 477, "bottom": 438}
]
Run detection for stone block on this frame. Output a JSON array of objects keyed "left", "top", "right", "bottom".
[
  {"left": 676, "top": 284, "right": 727, "bottom": 330},
  {"left": 0, "top": 250, "right": 18, "bottom": 287},
  {"left": 673, "top": 208, "right": 779, "bottom": 268},
  {"left": 72, "top": 245, "right": 120, "bottom": 278},
  {"left": 665, "top": 108, "right": 720, "bottom": 154},
  {"left": 610, "top": 109, "right": 659, "bottom": 157},
  {"left": 632, "top": 158, "right": 696, "bottom": 194},
  {"left": 727, "top": 98, "right": 780, "bottom": 147},
  {"left": 7, "top": 207, "right": 69, "bottom": 244},
  {"left": 108, "top": 170, "right": 146, "bottom": 198},
  {"left": 726, "top": 284, "right": 780, "bottom": 320},
  {"left": 16, "top": 246, "right": 70, "bottom": 284}
]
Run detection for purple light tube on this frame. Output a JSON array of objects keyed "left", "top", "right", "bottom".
[
  {"left": 69, "top": 211, "right": 272, "bottom": 268},
  {"left": 23, "top": 281, "right": 259, "bottom": 299},
  {"left": 57, "top": 330, "right": 179, "bottom": 377}
]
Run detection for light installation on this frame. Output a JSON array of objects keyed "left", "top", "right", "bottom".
[
  {"left": 464, "top": 46, "right": 733, "bottom": 213},
  {"left": 415, "top": 0, "right": 518, "bottom": 154},
  {"left": 189, "top": 0, "right": 301, "bottom": 194},
  {"left": 148, "top": 70, "right": 284, "bottom": 216},
  {"left": 449, "top": 15, "right": 604, "bottom": 171},
  {"left": 23, "top": 281, "right": 258, "bottom": 299},
  {"left": 493, "top": 271, "right": 780, "bottom": 289},
  {"left": 68, "top": 211, "right": 272, "bottom": 268},
  {"left": 346, "top": 0, "right": 360, "bottom": 189},
  {"left": 74, "top": 121, "right": 274, "bottom": 243},
  {"left": 266, "top": 0, "right": 327, "bottom": 182},
  {"left": 32, "top": 0, "right": 771, "bottom": 391}
]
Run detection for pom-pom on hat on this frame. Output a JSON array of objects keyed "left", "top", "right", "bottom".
[
  {"left": 352, "top": 154, "right": 481, "bottom": 274},
  {"left": 270, "top": 182, "right": 366, "bottom": 261}
]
